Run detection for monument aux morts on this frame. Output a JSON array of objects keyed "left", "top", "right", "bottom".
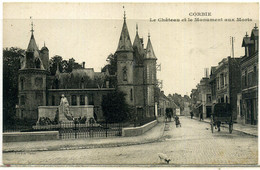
[{"left": 16, "top": 12, "right": 159, "bottom": 123}]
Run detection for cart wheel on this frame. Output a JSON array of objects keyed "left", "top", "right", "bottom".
[
  {"left": 210, "top": 115, "right": 214, "bottom": 133},
  {"left": 229, "top": 123, "right": 233, "bottom": 133}
]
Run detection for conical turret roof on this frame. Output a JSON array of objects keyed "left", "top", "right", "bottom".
[
  {"left": 133, "top": 25, "right": 144, "bottom": 55},
  {"left": 145, "top": 34, "right": 157, "bottom": 59},
  {"left": 116, "top": 16, "right": 133, "bottom": 52},
  {"left": 27, "top": 33, "right": 39, "bottom": 52}
]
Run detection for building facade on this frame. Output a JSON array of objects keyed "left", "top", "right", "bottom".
[
  {"left": 240, "top": 25, "right": 258, "bottom": 125},
  {"left": 16, "top": 13, "right": 158, "bottom": 122},
  {"left": 209, "top": 57, "right": 241, "bottom": 121}
]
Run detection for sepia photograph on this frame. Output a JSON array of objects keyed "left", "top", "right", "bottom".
[{"left": 2, "top": 2, "right": 259, "bottom": 166}]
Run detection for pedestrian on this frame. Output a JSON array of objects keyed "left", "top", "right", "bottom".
[
  {"left": 200, "top": 113, "right": 203, "bottom": 121},
  {"left": 190, "top": 112, "right": 194, "bottom": 119},
  {"left": 174, "top": 115, "right": 181, "bottom": 127}
]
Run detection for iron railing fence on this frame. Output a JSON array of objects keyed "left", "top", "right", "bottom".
[{"left": 3, "top": 117, "right": 157, "bottom": 139}]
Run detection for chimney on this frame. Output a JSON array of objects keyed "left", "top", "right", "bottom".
[
  {"left": 204, "top": 68, "right": 209, "bottom": 78},
  {"left": 82, "top": 62, "right": 85, "bottom": 69},
  {"left": 106, "top": 81, "right": 109, "bottom": 88}
]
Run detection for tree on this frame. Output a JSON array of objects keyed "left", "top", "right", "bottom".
[
  {"left": 3, "top": 47, "right": 25, "bottom": 124},
  {"left": 101, "top": 90, "right": 130, "bottom": 123},
  {"left": 49, "top": 55, "right": 63, "bottom": 75},
  {"left": 102, "top": 53, "right": 117, "bottom": 75},
  {"left": 49, "top": 56, "right": 83, "bottom": 75},
  {"left": 101, "top": 53, "right": 117, "bottom": 87}
]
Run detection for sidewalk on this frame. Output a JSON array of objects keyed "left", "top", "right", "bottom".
[
  {"left": 189, "top": 116, "right": 258, "bottom": 137},
  {"left": 3, "top": 119, "right": 165, "bottom": 153}
]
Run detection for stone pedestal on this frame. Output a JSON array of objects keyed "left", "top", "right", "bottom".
[{"left": 58, "top": 107, "right": 73, "bottom": 123}]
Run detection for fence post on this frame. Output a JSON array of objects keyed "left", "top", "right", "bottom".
[
  {"left": 89, "top": 120, "right": 92, "bottom": 138},
  {"left": 105, "top": 121, "right": 108, "bottom": 138},
  {"left": 74, "top": 120, "right": 77, "bottom": 139}
]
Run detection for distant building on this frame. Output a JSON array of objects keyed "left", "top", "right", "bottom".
[
  {"left": 190, "top": 87, "right": 201, "bottom": 117},
  {"left": 209, "top": 56, "right": 241, "bottom": 121},
  {"left": 240, "top": 25, "right": 258, "bottom": 125},
  {"left": 183, "top": 101, "right": 191, "bottom": 116}
]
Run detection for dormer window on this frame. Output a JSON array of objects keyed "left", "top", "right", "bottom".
[
  {"left": 81, "top": 77, "right": 84, "bottom": 89},
  {"left": 35, "top": 58, "right": 41, "bottom": 68},
  {"left": 123, "top": 66, "right": 127, "bottom": 81}
]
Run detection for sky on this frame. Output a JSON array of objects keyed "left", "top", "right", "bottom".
[{"left": 3, "top": 3, "right": 259, "bottom": 96}]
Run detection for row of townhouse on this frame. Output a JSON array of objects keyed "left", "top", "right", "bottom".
[{"left": 191, "top": 25, "right": 258, "bottom": 125}]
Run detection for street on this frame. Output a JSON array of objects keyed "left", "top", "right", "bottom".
[{"left": 3, "top": 116, "right": 257, "bottom": 165}]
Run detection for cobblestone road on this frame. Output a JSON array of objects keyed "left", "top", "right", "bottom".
[{"left": 3, "top": 117, "right": 258, "bottom": 166}]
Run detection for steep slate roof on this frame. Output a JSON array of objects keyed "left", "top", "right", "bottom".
[
  {"left": 242, "top": 37, "right": 254, "bottom": 47},
  {"left": 251, "top": 29, "right": 259, "bottom": 40},
  {"left": 133, "top": 25, "right": 145, "bottom": 64},
  {"left": 145, "top": 35, "right": 157, "bottom": 59},
  {"left": 27, "top": 33, "right": 39, "bottom": 52},
  {"left": 116, "top": 17, "right": 133, "bottom": 52}
]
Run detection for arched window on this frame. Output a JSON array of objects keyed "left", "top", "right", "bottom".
[
  {"left": 130, "top": 89, "right": 133, "bottom": 101},
  {"left": 123, "top": 66, "right": 127, "bottom": 81},
  {"left": 20, "top": 78, "right": 24, "bottom": 90}
]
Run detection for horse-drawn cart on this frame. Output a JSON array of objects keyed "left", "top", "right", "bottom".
[{"left": 210, "top": 103, "right": 233, "bottom": 133}]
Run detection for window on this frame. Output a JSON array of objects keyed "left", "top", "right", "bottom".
[
  {"left": 72, "top": 95, "right": 77, "bottom": 106},
  {"left": 216, "top": 77, "right": 219, "bottom": 89},
  {"left": 130, "top": 89, "right": 133, "bottom": 101},
  {"left": 35, "top": 58, "right": 41, "bottom": 68},
  {"left": 224, "top": 73, "right": 227, "bottom": 86},
  {"left": 220, "top": 73, "right": 224, "bottom": 88},
  {"left": 52, "top": 96, "right": 55, "bottom": 106},
  {"left": 245, "top": 70, "right": 248, "bottom": 87},
  {"left": 20, "top": 95, "right": 25, "bottom": 105},
  {"left": 81, "top": 78, "right": 84, "bottom": 89},
  {"left": 88, "top": 94, "right": 94, "bottom": 105},
  {"left": 207, "top": 94, "right": 211, "bottom": 103},
  {"left": 80, "top": 95, "right": 85, "bottom": 105},
  {"left": 255, "top": 40, "right": 258, "bottom": 52},
  {"left": 253, "top": 66, "right": 257, "bottom": 86},
  {"left": 20, "top": 78, "right": 24, "bottom": 90},
  {"left": 248, "top": 72, "right": 253, "bottom": 87},
  {"left": 21, "top": 110, "right": 24, "bottom": 118},
  {"left": 147, "top": 66, "right": 150, "bottom": 82},
  {"left": 123, "top": 66, "right": 127, "bottom": 81}
]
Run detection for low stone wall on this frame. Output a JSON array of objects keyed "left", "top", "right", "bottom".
[
  {"left": 3, "top": 131, "right": 59, "bottom": 143},
  {"left": 122, "top": 120, "right": 158, "bottom": 137}
]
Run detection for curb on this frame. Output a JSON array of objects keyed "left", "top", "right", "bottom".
[
  {"left": 3, "top": 122, "right": 166, "bottom": 153},
  {"left": 189, "top": 116, "right": 258, "bottom": 137}
]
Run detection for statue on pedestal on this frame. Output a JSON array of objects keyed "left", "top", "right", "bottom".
[{"left": 59, "top": 94, "right": 73, "bottom": 121}]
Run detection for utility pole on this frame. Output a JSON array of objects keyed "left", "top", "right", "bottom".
[{"left": 230, "top": 36, "right": 235, "bottom": 58}]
